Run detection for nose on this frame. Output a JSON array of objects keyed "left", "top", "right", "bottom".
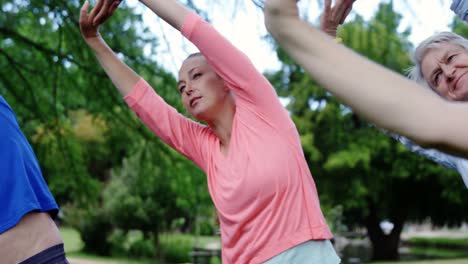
[
  {"left": 185, "top": 83, "right": 194, "bottom": 96},
  {"left": 441, "top": 64, "right": 456, "bottom": 82}
]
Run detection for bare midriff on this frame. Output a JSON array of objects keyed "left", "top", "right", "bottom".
[{"left": 0, "top": 212, "right": 63, "bottom": 264}]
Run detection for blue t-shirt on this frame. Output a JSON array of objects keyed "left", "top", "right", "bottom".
[{"left": 0, "top": 96, "right": 58, "bottom": 234}]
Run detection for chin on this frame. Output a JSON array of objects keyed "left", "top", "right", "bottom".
[{"left": 192, "top": 111, "right": 208, "bottom": 122}]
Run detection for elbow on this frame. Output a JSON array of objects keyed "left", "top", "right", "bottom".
[
  {"left": 263, "top": 6, "right": 281, "bottom": 36},
  {"left": 410, "top": 128, "right": 443, "bottom": 149},
  {"left": 411, "top": 129, "right": 458, "bottom": 155},
  {"left": 263, "top": 0, "right": 282, "bottom": 17}
]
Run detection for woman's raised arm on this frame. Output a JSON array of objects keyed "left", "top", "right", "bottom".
[
  {"left": 264, "top": 0, "right": 468, "bottom": 157},
  {"left": 80, "top": 0, "right": 140, "bottom": 96},
  {"left": 91, "top": 0, "right": 190, "bottom": 31}
]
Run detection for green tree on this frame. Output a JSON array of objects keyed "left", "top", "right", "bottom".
[{"left": 268, "top": 2, "right": 468, "bottom": 261}]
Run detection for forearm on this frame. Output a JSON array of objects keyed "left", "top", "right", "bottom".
[
  {"left": 86, "top": 37, "right": 140, "bottom": 96},
  {"left": 264, "top": 7, "right": 468, "bottom": 156},
  {"left": 266, "top": 11, "right": 438, "bottom": 141},
  {"left": 138, "top": 0, "right": 190, "bottom": 30}
]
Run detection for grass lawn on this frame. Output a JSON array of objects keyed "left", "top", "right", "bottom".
[
  {"left": 61, "top": 227, "right": 84, "bottom": 253},
  {"left": 60, "top": 227, "right": 158, "bottom": 264},
  {"left": 60, "top": 227, "right": 220, "bottom": 264}
]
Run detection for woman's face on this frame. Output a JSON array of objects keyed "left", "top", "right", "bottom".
[
  {"left": 421, "top": 42, "right": 468, "bottom": 102},
  {"left": 178, "top": 55, "right": 229, "bottom": 121}
]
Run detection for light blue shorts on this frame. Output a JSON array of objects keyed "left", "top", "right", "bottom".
[{"left": 264, "top": 240, "right": 341, "bottom": 264}]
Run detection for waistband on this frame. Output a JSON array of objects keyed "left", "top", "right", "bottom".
[{"left": 19, "top": 243, "right": 68, "bottom": 264}]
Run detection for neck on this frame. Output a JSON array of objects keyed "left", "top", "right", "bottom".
[{"left": 207, "top": 95, "right": 235, "bottom": 146}]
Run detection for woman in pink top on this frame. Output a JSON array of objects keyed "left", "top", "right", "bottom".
[{"left": 80, "top": 0, "right": 340, "bottom": 263}]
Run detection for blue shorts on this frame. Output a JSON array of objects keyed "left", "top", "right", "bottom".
[
  {"left": 18, "top": 244, "right": 69, "bottom": 264},
  {"left": 264, "top": 240, "right": 341, "bottom": 264}
]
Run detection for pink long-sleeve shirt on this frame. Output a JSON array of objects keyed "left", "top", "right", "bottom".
[{"left": 124, "top": 12, "right": 332, "bottom": 264}]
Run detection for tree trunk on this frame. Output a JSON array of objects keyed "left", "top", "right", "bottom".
[{"left": 364, "top": 199, "right": 406, "bottom": 261}]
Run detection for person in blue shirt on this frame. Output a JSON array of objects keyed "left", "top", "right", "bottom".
[{"left": 0, "top": 96, "right": 68, "bottom": 263}]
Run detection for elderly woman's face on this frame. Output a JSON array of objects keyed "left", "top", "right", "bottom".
[{"left": 421, "top": 42, "right": 468, "bottom": 102}]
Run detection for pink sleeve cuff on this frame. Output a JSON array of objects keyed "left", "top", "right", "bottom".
[
  {"left": 181, "top": 12, "right": 201, "bottom": 39},
  {"left": 124, "top": 78, "right": 148, "bottom": 108}
]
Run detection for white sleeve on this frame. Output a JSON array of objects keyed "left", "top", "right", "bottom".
[
  {"left": 451, "top": 0, "right": 468, "bottom": 22},
  {"left": 389, "top": 132, "right": 458, "bottom": 169},
  {"left": 455, "top": 159, "right": 468, "bottom": 188}
]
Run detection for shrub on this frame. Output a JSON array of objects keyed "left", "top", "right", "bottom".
[
  {"left": 129, "top": 238, "right": 157, "bottom": 258},
  {"left": 159, "top": 233, "right": 193, "bottom": 263},
  {"left": 76, "top": 209, "right": 113, "bottom": 256}
]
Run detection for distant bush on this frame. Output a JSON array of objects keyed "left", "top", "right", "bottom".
[
  {"left": 108, "top": 229, "right": 128, "bottom": 257},
  {"left": 129, "top": 238, "right": 157, "bottom": 258},
  {"left": 408, "top": 237, "right": 468, "bottom": 249},
  {"left": 159, "top": 233, "right": 193, "bottom": 263},
  {"left": 76, "top": 210, "right": 113, "bottom": 256}
]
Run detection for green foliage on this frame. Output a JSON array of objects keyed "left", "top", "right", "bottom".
[
  {"left": 323, "top": 205, "right": 348, "bottom": 234},
  {"left": 158, "top": 233, "right": 220, "bottom": 263},
  {"left": 108, "top": 230, "right": 129, "bottom": 257},
  {"left": 159, "top": 234, "right": 193, "bottom": 263},
  {"left": 60, "top": 227, "right": 84, "bottom": 253},
  {"left": 409, "top": 247, "right": 468, "bottom": 259},
  {"left": 104, "top": 140, "right": 175, "bottom": 233},
  {"left": 408, "top": 237, "right": 468, "bottom": 248},
  {"left": 128, "top": 239, "right": 158, "bottom": 258},
  {"left": 76, "top": 209, "right": 113, "bottom": 256}
]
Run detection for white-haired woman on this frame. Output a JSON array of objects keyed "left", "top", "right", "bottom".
[
  {"left": 319, "top": 0, "right": 468, "bottom": 187},
  {"left": 264, "top": 0, "right": 468, "bottom": 158}
]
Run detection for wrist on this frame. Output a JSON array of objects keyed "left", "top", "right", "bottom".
[
  {"left": 84, "top": 36, "right": 106, "bottom": 51},
  {"left": 323, "top": 28, "right": 337, "bottom": 38}
]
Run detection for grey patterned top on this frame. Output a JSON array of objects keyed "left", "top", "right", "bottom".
[
  {"left": 451, "top": 0, "right": 468, "bottom": 22},
  {"left": 390, "top": 133, "right": 468, "bottom": 188}
]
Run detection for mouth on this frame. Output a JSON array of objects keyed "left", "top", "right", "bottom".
[
  {"left": 190, "top": 96, "right": 202, "bottom": 108},
  {"left": 454, "top": 72, "right": 468, "bottom": 92}
]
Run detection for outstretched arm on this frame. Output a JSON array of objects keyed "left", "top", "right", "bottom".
[
  {"left": 82, "top": 0, "right": 190, "bottom": 95},
  {"left": 80, "top": 0, "right": 139, "bottom": 96},
  {"left": 81, "top": 0, "right": 209, "bottom": 169},
  {"left": 264, "top": 0, "right": 468, "bottom": 157}
]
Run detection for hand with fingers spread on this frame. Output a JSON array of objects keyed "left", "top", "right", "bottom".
[
  {"left": 320, "top": 0, "right": 356, "bottom": 37},
  {"left": 79, "top": 0, "right": 121, "bottom": 43},
  {"left": 89, "top": 0, "right": 123, "bottom": 25}
]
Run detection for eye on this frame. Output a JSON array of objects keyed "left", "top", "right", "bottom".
[
  {"left": 192, "top": 73, "right": 202, "bottom": 79},
  {"left": 179, "top": 85, "right": 186, "bottom": 94},
  {"left": 447, "top": 54, "right": 456, "bottom": 62}
]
